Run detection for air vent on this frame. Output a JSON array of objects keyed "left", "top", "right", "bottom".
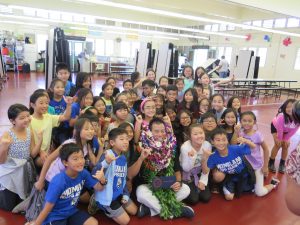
[
  {"left": 95, "top": 19, "right": 106, "bottom": 25},
  {"left": 106, "top": 20, "right": 115, "bottom": 26},
  {"left": 121, "top": 22, "right": 130, "bottom": 28}
]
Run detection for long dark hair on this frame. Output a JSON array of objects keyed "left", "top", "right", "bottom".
[
  {"left": 181, "top": 88, "right": 199, "bottom": 114},
  {"left": 194, "top": 66, "right": 206, "bottom": 86},
  {"left": 278, "top": 99, "right": 296, "bottom": 124},
  {"left": 101, "top": 83, "right": 115, "bottom": 105},
  {"left": 77, "top": 88, "right": 93, "bottom": 108},
  {"left": 75, "top": 72, "right": 91, "bottom": 89},
  {"left": 182, "top": 65, "right": 194, "bottom": 79},
  {"left": 227, "top": 96, "right": 241, "bottom": 115},
  {"left": 47, "top": 78, "right": 65, "bottom": 100},
  {"left": 29, "top": 91, "right": 48, "bottom": 114},
  {"left": 92, "top": 96, "right": 110, "bottom": 118},
  {"left": 221, "top": 108, "right": 238, "bottom": 130},
  {"left": 74, "top": 118, "right": 93, "bottom": 149}
]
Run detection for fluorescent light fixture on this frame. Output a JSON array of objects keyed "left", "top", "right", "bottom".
[
  {"left": 7, "top": 5, "right": 246, "bottom": 39},
  {"left": 70, "top": 27, "right": 180, "bottom": 40},
  {"left": 0, "top": 20, "right": 48, "bottom": 27},
  {"left": 73, "top": 0, "right": 300, "bottom": 37},
  {"left": 0, "top": 13, "right": 208, "bottom": 40}
]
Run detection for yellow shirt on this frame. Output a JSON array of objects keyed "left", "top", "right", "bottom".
[{"left": 30, "top": 113, "right": 60, "bottom": 152}]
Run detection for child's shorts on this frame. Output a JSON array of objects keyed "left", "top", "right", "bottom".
[
  {"left": 44, "top": 210, "right": 92, "bottom": 225},
  {"left": 98, "top": 195, "right": 133, "bottom": 218},
  {"left": 223, "top": 174, "right": 254, "bottom": 195},
  {"left": 271, "top": 122, "right": 277, "bottom": 134}
]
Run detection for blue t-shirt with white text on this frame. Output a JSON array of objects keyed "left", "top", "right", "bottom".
[
  {"left": 43, "top": 169, "right": 97, "bottom": 224},
  {"left": 207, "top": 145, "right": 250, "bottom": 174},
  {"left": 49, "top": 98, "right": 67, "bottom": 115}
]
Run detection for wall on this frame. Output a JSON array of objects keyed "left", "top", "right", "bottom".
[
  {"left": 1, "top": 23, "right": 300, "bottom": 86},
  {"left": 174, "top": 28, "right": 300, "bottom": 87}
]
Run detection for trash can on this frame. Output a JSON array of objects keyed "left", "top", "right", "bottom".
[{"left": 36, "top": 62, "right": 45, "bottom": 72}]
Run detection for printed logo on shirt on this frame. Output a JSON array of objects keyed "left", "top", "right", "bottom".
[
  {"left": 115, "top": 165, "right": 126, "bottom": 189},
  {"left": 60, "top": 180, "right": 85, "bottom": 206},
  {"left": 216, "top": 156, "right": 243, "bottom": 174}
]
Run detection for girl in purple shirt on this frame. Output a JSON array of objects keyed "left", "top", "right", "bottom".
[
  {"left": 236, "top": 111, "right": 279, "bottom": 197},
  {"left": 269, "top": 99, "right": 299, "bottom": 174}
]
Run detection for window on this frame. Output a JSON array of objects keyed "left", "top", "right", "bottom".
[
  {"left": 131, "top": 42, "right": 140, "bottom": 58},
  {"left": 252, "top": 20, "right": 262, "bottom": 27},
  {"left": 74, "top": 15, "right": 84, "bottom": 22},
  {"left": 242, "top": 21, "right": 251, "bottom": 30},
  {"left": 85, "top": 16, "right": 95, "bottom": 24},
  {"left": 49, "top": 11, "right": 60, "bottom": 20},
  {"left": 23, "top": 9, "right": 36, "bottom": 17},
  {"left": 204, "top": 25, "right": 211, "bottom": 31},
  {"left": 105, "top": 40, "right": 114, "bottom": 56},
  {"left": 211, "top": 24, "right": 219, "bottom": 32},
  {"left": 294, "top": 48, "right": 300, "bottom": 70},
  {"left": 227, "top": 25, "right": 235, "bottom": 31},
  {"left": 95, "top": 39, "right": 105, "bottom": 55},
  {"left": 287, "top": 18, "right": 299, "bottom": 28},
  {"left": 120, "top": 41, "right": 131, "bottom": 57},
  {"left": 257, "top": 48, "right": 267, "bottom": 67},
  {"left": 37, "top": 34, "right": 48, "bottom": 52},
  {"left": 193, "top": 49, "right": 208, "bottom": 69},
  {"left": 37, "top": 9, "right": 49, "bottom": 19},
  {"left": 224, "top": 47, "right": 232, "bottom": 63},
  {"left": 217, "top": 47, "right": 225, "bottom": 59},
  {"left": 263, "top": 20, "right": 273, "bottom": 28},
  {"left": 274, "top": 18, "right": 287, "bottom": 28},
  {"left": 61, "top": 13, "right": 73, "bottom": 22},
  {"left": 219, "top": 24, "right": 227, "bottom": 31}
]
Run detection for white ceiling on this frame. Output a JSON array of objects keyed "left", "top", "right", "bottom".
[{"left": 0, "top": 0, "right": 299, "bottom": 39}]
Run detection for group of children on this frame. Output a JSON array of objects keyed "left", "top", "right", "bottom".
[{"left": 0, "top": 63, "right": 300, "bottom": 225}]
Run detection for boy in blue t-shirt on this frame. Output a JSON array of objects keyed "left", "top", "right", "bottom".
[
  {"left": 27, "top": 143, "right": 105, "bottom": 225},
  {"left": 56, "top": 63, "right": 75, "bottom": 96},
  {"left": 207, "top": 128, "right": 256, "bottom": 201},
  {"left": 90, "top": 128, "right": 137, "bottom": 225}
]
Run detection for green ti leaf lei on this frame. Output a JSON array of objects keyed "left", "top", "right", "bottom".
[{"left": 143, "top": 155, "right": 183, "bottom": 220}]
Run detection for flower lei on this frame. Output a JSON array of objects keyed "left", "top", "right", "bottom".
[{"left": 138, "top": 123, "right": 183, "bottom": 219}]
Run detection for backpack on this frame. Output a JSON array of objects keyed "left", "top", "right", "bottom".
[{"left": 25, "top": 186, "right": 46, "bottom": 222}]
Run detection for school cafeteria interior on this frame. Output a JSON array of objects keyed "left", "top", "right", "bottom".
[{"left": 0, "top": 1, "right": 300, "bottom": 225}]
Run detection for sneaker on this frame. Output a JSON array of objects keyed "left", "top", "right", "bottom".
[
  {"left": 278, "top": 163, "right": 286, "bottom": 174},
  {"left": 268, "top": 160, "right": 276, "bottom": 173},
  {"left": 180, "top": 205, "right": 195, "bottom": 218},
  {"left": 137, "top": 204, "right": 151, "bottom": 218},
  {"left": 88, "top": 194, "right": 99, "bottom": 215},
  {"left": 270, "top": 177, "right": 280, "bottom": 188}
]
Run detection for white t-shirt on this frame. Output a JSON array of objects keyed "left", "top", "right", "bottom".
[
  {"left": 180, "top": 140, "right": 212, "bottom": 172},
  {"left": 180, "top": 140, "right": 212, "bottom": 185},
  {"left": 219, "top": 59, "right": 229, "bottom": 72}
]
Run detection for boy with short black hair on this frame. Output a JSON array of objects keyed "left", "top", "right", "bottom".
[
  {"left": 28, "top": 143, "right": 104, "bottom": 225},
  {"left": 123, "top": 79, "right": 133, "bottom": 92},
  {"left": 90, "top": 128, "right": 137, "bottom": 225},
  {"left": 56, "top": 63, "right": 75, "bottom": 96},
  {"left": 165, "top": 85, "right": 179, "bottom": 110},
  {"left": 141, "top": 80, "right": 155, "bottom": 99},
  {"left": 207, "top": 128, "right": 257, "bottom": 201}
]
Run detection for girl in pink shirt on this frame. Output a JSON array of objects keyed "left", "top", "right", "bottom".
[{"left": 269, "top": 99, "right": 299, "bottom": 174}]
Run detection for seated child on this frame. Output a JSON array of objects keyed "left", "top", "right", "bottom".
[
  {"left": 90, "top": 128, "right": 137, "bottom": 225},
  {"left": 180, "top": 124, "right": 212, "bottom": 205},
  {"left": 207, "top": 128, "right": 256, "bottom": 201},
  {"left": 27, "top": 143, "right": 104, "bottom": 225},
  {"left": 129, "top": 117, "right": 194, "bottom": 220}
]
